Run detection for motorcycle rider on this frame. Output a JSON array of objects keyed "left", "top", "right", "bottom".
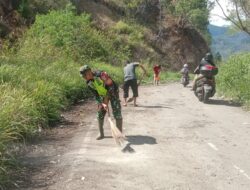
[
  {"left": 180, "top": 64, "right": 189, "bottom": 77},
  {"left": 192, "top": 53, "right": 216, "bottom": 90},
  {"left": 180, "top": 64, "right": 189, "bottom": 86}
]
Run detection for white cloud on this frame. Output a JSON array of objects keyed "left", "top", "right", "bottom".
[{"left": 210, "top": 0, "right": 232, "bottom": 26}]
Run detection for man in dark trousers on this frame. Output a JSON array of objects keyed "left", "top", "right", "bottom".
[
  {"left": 123, "top": 61, "right": 147, "bottom": 107},
  {"left": 80, "top": 65, "right": 123, "bottom": 140}
]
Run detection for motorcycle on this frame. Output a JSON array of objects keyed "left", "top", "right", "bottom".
[{"left": 194, "top": 77, "right": 216, "bottom": 103}]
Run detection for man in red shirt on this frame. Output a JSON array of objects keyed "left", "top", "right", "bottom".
[{"left": 153, "top": 65, "right": 161, "bottom": 86}]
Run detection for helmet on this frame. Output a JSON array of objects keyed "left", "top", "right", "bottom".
[
  {"left": 80, "top": 65, "right": 91, "bottom": 76},
  {"left": 205, "top": 53, "right": 213, "bottom": 62},
  {"left": 184, "top": 64, "right": 188, "bottom": 68}
]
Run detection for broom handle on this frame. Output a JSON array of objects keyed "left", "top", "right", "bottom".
[
  {"left": 138, "top": 72, "right": 146, "bottom": 86},
  {"left": 107, "top": 103, "right": 111, "bottom": 117}
]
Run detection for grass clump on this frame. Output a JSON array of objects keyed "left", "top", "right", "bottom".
[
  {"left": 217, "top": 53, "right": 250, "bottom": 108},
  {"left": 19, "top": 4, "right": 129, "bottom": 64}
]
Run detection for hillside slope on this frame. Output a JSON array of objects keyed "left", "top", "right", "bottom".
[
  {"left": 0, "top": 0, "right": 209, "bottom": 70},
  {"left": 209, "top": 24, "right": 250, "bottom": 59},
  {"left": 76, "top": 0, "right": 209, "bottom": 70}
]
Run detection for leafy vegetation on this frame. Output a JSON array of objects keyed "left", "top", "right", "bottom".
[
  {"left": 111, "top": 20, "right": 145, "bottom": 49},
  {"left": 106, "top": 0, "right": 211, "bottom": 41},
  {"left": 163, "top": 0, "right": 211, "bottom": 39},
  {"left": 0, "top": 5, "right": 129, "bottom": 187},
  {"left": 19, "top": 5, "right": 129, "bottom": 64},
  {"left": 217, "top": 53, "right": 250, "bottom": 108}
]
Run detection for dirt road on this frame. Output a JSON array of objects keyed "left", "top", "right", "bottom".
[{"left": 16, "top": 84, "right": 250, "bottom": 190}]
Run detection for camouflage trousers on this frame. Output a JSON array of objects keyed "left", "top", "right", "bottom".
[{"left": 97, "top": 94, "right": 122, "bottom": 121}]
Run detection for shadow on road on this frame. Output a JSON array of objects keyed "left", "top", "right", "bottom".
[
  {"left": 122, "top": 135, "right": 157, "bottom": 154},
  {"left": 126, "top": 135, "right": 157, "bottom": 145},
  {"left": 122, "top": 143, "right": 136, "bottom": 153},
  {"left": 138, "top": 105, "right": 173, "bottom": 109},
  {"left": 207, "top": 99, "right": 241, "bottom": 107}
]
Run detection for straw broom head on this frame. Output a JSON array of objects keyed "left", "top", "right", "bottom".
[{"left": 108, "top": 117, "right": 126, "bottom": 146}]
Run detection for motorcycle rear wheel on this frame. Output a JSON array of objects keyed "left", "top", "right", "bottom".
[{"left": 203, "top": 90, "right": 210, "bottom": 103}]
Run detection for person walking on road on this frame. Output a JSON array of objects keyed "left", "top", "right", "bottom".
[
  {"left": 153, "top": 64, "right": 162, "bottom": 86},
  {"left": 123, "top": 61, "right": 147, "bottom": 107},
  {"left": 80, "top": 65, "right": 123, "bottom": 140}
]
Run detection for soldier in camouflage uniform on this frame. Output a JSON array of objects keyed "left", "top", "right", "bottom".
[{"left": 80, "top": 65, "right": 123, "bottom": 140}]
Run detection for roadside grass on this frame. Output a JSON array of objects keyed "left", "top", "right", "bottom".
[
  {"left": 217, "top": 53, "right": 250, "bottom": 109},
  {"left": 142, "top": 72, "right": 181, "bottom": 85}
]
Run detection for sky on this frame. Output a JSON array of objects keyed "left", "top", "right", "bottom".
[{"left": 210, "top": 0, "right": 232, "bottom": 26}]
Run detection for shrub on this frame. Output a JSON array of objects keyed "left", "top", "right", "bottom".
[
  {"left": 19, "top": 5, "right": 129, "bottom": 64},
  {"left": 111, "top": 20, "right": 145, "bottom": 49},
  {"left": 217, "top": 53, "right": 250, "bottom": 108},
  {"left": 113, "top": 21, "right": 134, "bottom": 34}
]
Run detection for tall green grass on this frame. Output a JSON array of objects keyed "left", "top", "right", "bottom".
[
  {"left": 19, "top": 4, "right": 129, "bottom": 64},
  {"left": 0, "top": 58, "right": 126, "bottom": 187},
  {"left": 217, "top": 53, "right": 250, "bottom": 108}
]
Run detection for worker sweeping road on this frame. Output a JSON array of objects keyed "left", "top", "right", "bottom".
[
  {"left": 123, "top": 61, "right": 147, "bottom": 107},
  {"left": 80, "top": 65, "right": 123, "bottom": 140}
]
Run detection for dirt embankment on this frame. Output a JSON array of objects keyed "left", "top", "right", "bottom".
[
  {"left": 147, "top": 16, "right": 210, "bottom": 71},
  {"left": 76, "top": 0, "right": 209, "bottom": 70},
  {"left": 0, "top": 0, "right": 209, "bottom": 70}
]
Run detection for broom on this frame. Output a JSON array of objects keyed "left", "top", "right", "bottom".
[{"left": 107, "top": 106, "right": 126, "bottom": 146}]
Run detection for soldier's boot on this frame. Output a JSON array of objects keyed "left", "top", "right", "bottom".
[{"left": 96, "top": 119, "right": 105, "bottom": 140}]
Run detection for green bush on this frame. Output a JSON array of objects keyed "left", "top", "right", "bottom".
[
  {"left": 113, "top": 21, "right": 134, "bottom": 34},
  {"left": 125, "top": 0, "right": 143, "bottom": 9},
  {"left": 111, "top": 20, "right": 145, "bottom": 50},
  {"left": 19, "top": 5, "right": 129, "bottom": 64},
  {"left": 164, "top": 0, "right": 210, "bottom": 38},
  {"left": 217, "top": 53, "right": 250, "bottom": 108}
]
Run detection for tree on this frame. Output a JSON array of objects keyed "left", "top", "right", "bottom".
[
  {"left": 214, "top": 0, "right": 250, "bottom": 35},
  {"left": 163, "top": 0, "right": 211, "bottom": 34}
]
